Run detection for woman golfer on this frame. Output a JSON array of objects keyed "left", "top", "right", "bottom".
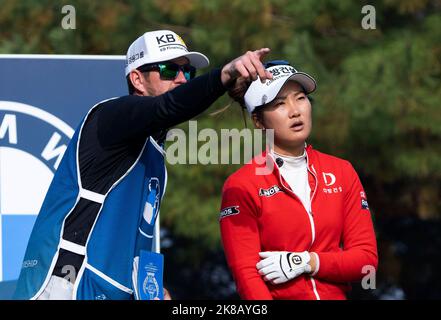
[{"left": 220, "top": 61, "right": 378, "bottom": 300}]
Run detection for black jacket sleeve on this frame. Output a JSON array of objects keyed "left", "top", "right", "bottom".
[{"left": 96, "top": 68, "right": 226, "bottom": 148}]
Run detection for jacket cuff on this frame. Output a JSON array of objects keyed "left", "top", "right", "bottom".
[
  {"left": 209, "top": 68, "right": 227, "bottom": 94},
  {"left": 310, "top": 252, "right": 320, "bottom": 276}
]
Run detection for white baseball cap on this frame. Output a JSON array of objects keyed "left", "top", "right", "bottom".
[
  {"left": 244, "top": 62, "right": 317, "bottom": 113},
  {"left": 125, "top": 30, "right": 210, "bottom": 76}
]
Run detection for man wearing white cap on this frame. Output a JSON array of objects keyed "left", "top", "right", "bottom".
[
  {"left": 14, "top": 30, "right": 272, "bottom": 300},
  {"left": 220, "top": 60, "right": 378, "bottom": 300}
]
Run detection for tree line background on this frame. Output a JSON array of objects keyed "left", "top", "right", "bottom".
[{"left": 1, "top": 0, "right": 440, "bottom": 299}]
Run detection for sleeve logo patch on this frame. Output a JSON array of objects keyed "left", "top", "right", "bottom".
[
  {"left": 361, "top": 199, "right": 370, "bottom": 210},
  {"left": 360, "top": 191, "right": 369, "bottom": 210},
  {"left": 219, "top": 206, "right": 240, "bottom": 219}
]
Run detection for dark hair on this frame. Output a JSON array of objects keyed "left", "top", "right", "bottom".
[
  {"left": 126, "top": 75, "right": 136, "bottom": 95},
  {"left": 252, "top": 105, "right": 266, "bottom": 123}
]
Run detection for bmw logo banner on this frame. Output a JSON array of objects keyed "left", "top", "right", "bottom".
[{"left": 0, "top": 55, "right": 159, "bottom": 297}]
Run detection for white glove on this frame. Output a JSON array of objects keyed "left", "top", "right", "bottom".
[{"left": 256, "top": 251, "right": 312, "bottom": 284}]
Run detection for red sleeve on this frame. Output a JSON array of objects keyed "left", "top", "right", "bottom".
[
  {"left": 314, "top": 162, "right": 378, "bottom": 282},
  {"left": 219, "top": 176, "right": 273, "bottom": 300}
]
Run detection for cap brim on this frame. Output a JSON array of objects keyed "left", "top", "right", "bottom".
[
  {"left": 182, "top": 52, "right": 210, "bottom": 68},
  {"left": 157, "top": 51, "right": 210, "bottom": 68},
  {"left": 286, "top": 72, "right": 317, "bottom": 94}
]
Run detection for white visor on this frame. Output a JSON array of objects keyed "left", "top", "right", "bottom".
[{"left": 244, "top": 64, "right": 316, "bottom": 113}]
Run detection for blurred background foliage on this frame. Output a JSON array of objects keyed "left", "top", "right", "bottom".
[{"left": 1, "top": 0, "right": 440, "bottom": 299}]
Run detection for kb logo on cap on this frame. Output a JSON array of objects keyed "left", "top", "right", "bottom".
[
  {"left": 156, "top": 34, "right": 177, "bottom": 45},
  {"left": 155, "top": 33, "right": 185, "bottom": 45},
  {"left": 155, "top": 33, "right": 187, "bottom": 51}
]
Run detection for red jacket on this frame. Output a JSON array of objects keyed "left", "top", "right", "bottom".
[{"left": 219, "top": 145, "right": 378, "bottom": 300}]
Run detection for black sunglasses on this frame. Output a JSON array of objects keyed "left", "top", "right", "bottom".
[
  {"left": 138, "top": 62, "right": 196, "bottom": 81},
  {"left": 264, "top": 60, "right": 290, "bottom": 68}
]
